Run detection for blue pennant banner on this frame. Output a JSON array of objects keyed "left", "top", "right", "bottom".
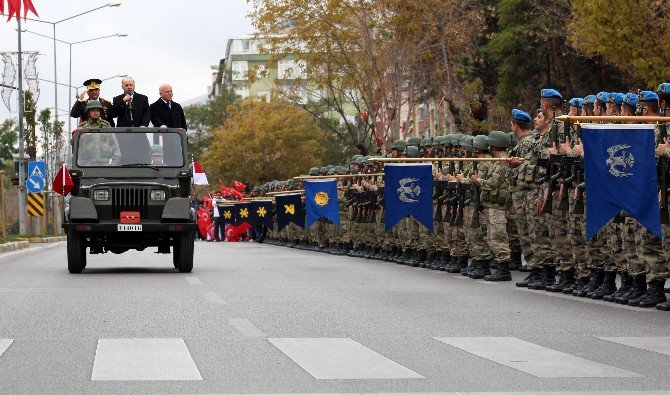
[
  {"left": 274, "top": 193, "right": 304, "bottom": 231},
  {"left": 305, "top": 179, "right": 340, "bottom": 228},
  {"left": 582, "top": 123, "right": 661, "bottom": 239},
  {"left": 249, "top": 200, "right": 274, "bottom": 228},
  {"left": 384, "top": 163, "right": 433, "bottom": 232}
]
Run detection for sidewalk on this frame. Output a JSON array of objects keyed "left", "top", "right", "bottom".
[{"left": 0, "top": 236, "right": 66, "bottom": 253}]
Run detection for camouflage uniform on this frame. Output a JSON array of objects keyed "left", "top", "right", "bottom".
[{"left": 76, "top": 119, "right": 120, "bottom": 166}]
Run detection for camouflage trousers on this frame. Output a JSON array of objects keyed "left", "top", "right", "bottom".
[
  {"left": 449, "top": 223, "right": 469, "bottom": 258},
  {"left": 467, "top": 206, "right": 493, "bottom": 261},
  {"left": 483, "top": 207, "right": 510, "bottom": 263},
  {"left": 547, "top": 193, "right": 572, "bottom": 271},
  {"left": 642, "top": 225, "right": 668, "bottom": 282},
  {"left": 510, "top": 189, "right": 535, "bottom": 267}
]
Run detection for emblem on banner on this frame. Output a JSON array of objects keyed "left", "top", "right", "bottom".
[
  {"left": 606, "top": 144, "right": 635, "bottom": 178},
  {"left": 397, "top": 178, "right": 421, "bottom": 203},
  {"left": 314, "top": 191, "right": 329, "bottom": 206}
]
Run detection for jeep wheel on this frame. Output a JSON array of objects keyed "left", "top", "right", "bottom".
[
  {"left": 67, "top": 230, "right": 87, "bottom": 274},
  {"left": 173, "top": 232, "right": 194, "bottom": 273}
]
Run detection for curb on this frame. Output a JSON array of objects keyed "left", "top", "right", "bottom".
[
  {"left": 0, "top": 240, "right": 30, "bottom": 253},
  {"left": 28, "top": 236, "right": 67, "bottom": 243}
]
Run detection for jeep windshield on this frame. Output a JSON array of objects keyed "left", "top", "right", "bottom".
[{"left": 76, "top": 131, "right": 184, "bottom": 167}]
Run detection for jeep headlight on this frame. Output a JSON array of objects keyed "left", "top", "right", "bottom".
[
  {"left": 150, "top": 189, "right": 166, "bottom": 201},
  {"left": 93, "top": 189, "right": 110, "bottom": 201}
]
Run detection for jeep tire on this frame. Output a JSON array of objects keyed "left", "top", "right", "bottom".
[
  {"left": 67, "top": 230, "right": 87, "bottom": 274},
  {"left": 173, "top": 232, "right": 194, "bottom": 273}
]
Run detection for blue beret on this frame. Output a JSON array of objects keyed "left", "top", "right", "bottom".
[
  {"left": 537, "top": 108, "right": 542, "bottom": 114},
  {"left": 623, "top": 93, "right": 638, "bottom": 108},
  {"left": 639, "top": 90, "right": 659, "bottom": 102},
  {"left": 595, "top": 91, "right": 609, "bottom": 102},
  {"left": 583, "top": 95, "right": 596, "bottom": 105},
  {"left": 607, "top": 92, "right": 625, "bottom": 105},
  {"left": 511, "top": 109, "right": 531, "bottom": 122},
  {"left": 568, "top": 98, "right": 583, "bottom": 108},
  {"left": 540, "top": 88, "right": 562, "bottom": 99},
  {"left": 658, "top": 83, "right": 670, "bottom": 95}
]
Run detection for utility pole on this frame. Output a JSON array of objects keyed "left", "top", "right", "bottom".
[{"left": 17, "top": 19, "right": 27, "bottom": 236}]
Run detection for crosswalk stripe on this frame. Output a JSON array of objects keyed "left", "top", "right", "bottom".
[
  {"left": 268, "top": 338, "right": 424, "bottom": 379},
  {"left": 599, "top": 337, "right": 670, "bottom": 356},
  {"left": 434, "top": 337, "right": 642, "bottom": 378},
  {"left": 229, "top": 317, "right": 266, "bottom": 337},
  {"left": 185, "top": 276, "right": 202, "bottom": 286},
  {"left": 201, "top": 291, "right": 226, "bottom": 304},
  {"left": 0, "top": 339, "right": 12, "bottom": 356},
  {"left": 91, "top": 338, "right": 203, "bottom": 381}
]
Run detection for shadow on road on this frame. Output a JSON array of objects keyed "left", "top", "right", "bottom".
[{"left": 79, "top": 267, "right": 181, "bottom": 275}]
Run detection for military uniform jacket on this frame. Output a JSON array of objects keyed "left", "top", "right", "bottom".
[
  {"left": 76, "top": 121, "right": 120, "bottom": 166},
  {"left": 71, "top": 98, "right": 116, "bottom": 127},
  {"left": 479, "top": 153, "right": 510, "bottom": 209},
  {"left": 509, "top": 133, "right": 536, "bottom": 190}
]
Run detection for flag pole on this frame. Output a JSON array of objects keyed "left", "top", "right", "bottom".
[
  {"left": 556, "top": 115, "right": 670, "bottom": 123},
  {"left": 266, "top": 189, "right": 305, "bottom": 195},
  {"left": 294, "top": 173, "right": 385, "bottom": 179},
  {"left": 370, "top": 157, "right": 513, "bottom": 163}
]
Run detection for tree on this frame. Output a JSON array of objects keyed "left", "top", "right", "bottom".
[
  {"left": 183, "top": 85, "right": 238, "bottom": 161},
  {"left": 202, "top": 98, "right": 326, "bottom": 185},
  {"left": 0, "top": 119, "right": 18, "bottom": 170}
]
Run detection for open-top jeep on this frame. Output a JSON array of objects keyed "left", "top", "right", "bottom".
[{"left": 63, "top": 128, "right": 197, "bottom": 273}]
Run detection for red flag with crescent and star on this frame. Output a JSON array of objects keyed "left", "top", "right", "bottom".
[{"left": 2, "top": 0, "right": 39, "bottom": 21}]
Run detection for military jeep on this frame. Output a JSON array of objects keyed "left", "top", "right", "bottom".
[{"left": 63, "top": 128, "right": 197, "bottom": 273}]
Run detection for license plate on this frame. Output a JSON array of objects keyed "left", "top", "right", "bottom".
[{"left": 117, "top": 224, "right": 142, "bottom": 231}]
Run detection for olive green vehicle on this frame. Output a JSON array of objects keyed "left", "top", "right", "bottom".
[{"left": 63, "top": 128, "right": 197, "bottom": 273}]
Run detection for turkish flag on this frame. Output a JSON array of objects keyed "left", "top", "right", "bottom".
[
  {"left": 231, "top": 180, "right": 246, "bottom": 192},
  {"left": 52, "top": 164, "right": 74, "bottom": 196},
  {"left": 4, "top": 0, "right": 39, "bottom": 21}
]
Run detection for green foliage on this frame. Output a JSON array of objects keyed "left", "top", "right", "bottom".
[
  {"left": 0, "top": 119, "right": 18, "bottom": 168},
  {"left": 183, "top": 85, "right": 239, "bottom": 161}
]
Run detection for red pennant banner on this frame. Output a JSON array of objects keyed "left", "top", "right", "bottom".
[
  {"left": 3, "top": 0, "right": 39, "bottom": 21},
  {"left": 52, "top": 164, "right": 74, "bottom": 196}
]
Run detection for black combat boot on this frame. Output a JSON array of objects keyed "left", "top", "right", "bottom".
[
  {"left": 484, "top": 261, "right": 512, "bottom": 281},
  {"left": 604, "top": 272, "right": 631, "bottom": 302},
  {"left": 563, "top": 276, "right": 589, "bottom": 294},
  {"left": 656, "top": 300, "right": 670, "bottom": 311},
  {"left": 516, "top": 267, "right": 542, "bottom": 288},
  {"left": 546, "top": 270, "right": 575, "bottom": 292},
  {"left": 398, "top": 249, "right": 413, "bottom": 265},
  {"left": 469, "top": 260, "right": 491, "bottom": 279},
  {"left": 420, "top": 252, "right": 435, "bottom": 268},
  {"left": 637, "top": 279, "right": 667, "bottom": 307},
  {"left": 410, "top": 250, "right": 426, "bottom": 267},
  {"left": 385, "top": 247, "right": 398, "bottom": 262},
  {"left": 590, "top": 271, "right": 618, "bottom": 299},
  {"left": 574, "top": 268, "right": 603, "bottom": 297},
  {"left": 619, "top": 274, "right": 646, "bottom": 304},
  {"left": 437, "top": 252, "right": 451, "bottom": 271},
  {"left": 461, "top": 259, "right": 476, "bottom": 276},
  {"left": 508, "top": 251, "right": 523, "bottom": 271},
  {"left": 528, "top": 265, "right": 555, "bottom": 290},
  {"left": 444, "top": 256, "right": 460, "bottom": 273}
]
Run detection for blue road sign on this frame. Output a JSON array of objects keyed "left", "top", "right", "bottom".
[
  {"left": 27, "top": 161, "right": 46, "bottom": 180},
  {"left": 26, "top": 175, "right": 45, "bottom": 193}
]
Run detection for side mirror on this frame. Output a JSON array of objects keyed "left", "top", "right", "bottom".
[
  {"left": 69, "top": 170, "right": 83, "bottom": 196},
  {"left": 177, "top": 170, "right": 191, "bottom": 198}
]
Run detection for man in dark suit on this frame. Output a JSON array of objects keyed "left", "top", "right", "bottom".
[
  {"left": 110, "top": 77, "right": 151, "bottom": 127},
  {"left": 150, "top": 84, "right": 187, "bottom": 130}
]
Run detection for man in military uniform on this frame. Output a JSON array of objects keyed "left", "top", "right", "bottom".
[
  {"left": 71, "top": 78, "right": 115, "bottom": 127},
  {"left": 75, "top": 100, "right": 120, "bottom": 166}
]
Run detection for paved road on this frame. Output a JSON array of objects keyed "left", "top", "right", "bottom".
[{"left": 0, "top": 240, "right": 669, "bottom": 394}]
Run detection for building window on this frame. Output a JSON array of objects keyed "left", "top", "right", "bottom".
[
  {"left": 233, "top": 39, "right": 250, "bottom": 54},
  {"left": 234, "top": 86, "right": 249, "bottom": 99},
  {"left": 278, "top": 60, "right": 296, "bottom": 80},
  {"left": 231, "top": 61, "right": 248, "bottom": 80}
]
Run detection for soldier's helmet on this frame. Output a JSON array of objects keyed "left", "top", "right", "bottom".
[
  {"left": 472, "top": 134, "right": 490, "bottom": 151},
  {"left": 336, "top": 166, "right": 347, "bottom": 175},
  {"left": 406, "top": 136, "right": 422, "bottom": 147},
  {"left": 433, "top": 136, "right": 444, "bottom": 147},
  {"left": 420, "top": 137, "right": 431, "bottom": 148},
  {"left": 459, "top": 135, "right": 474, "bottom": 150},
  {"left": 308, "top": 167, "right": 319, "bottom": 176},
  {"left": 487, "top": 130, "right": 510, "bottom": 149},
  {"left": 391, "top": 139, "right": 407, "bottom": 151},
  {"left": 405, "top": 146, "right": 420, "bottom": 158},
  {"left": 85, "top": 100, "right": 103, "bottom": 111},
  {"left": 150, "top": 144, "right": 164, "bottom": 156}
]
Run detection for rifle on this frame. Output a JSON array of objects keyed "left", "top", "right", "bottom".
[
  {"left": 434, "top": 180, "right": 446, "bottom": 222},
  {"left": 557, "top": 156, "right": 575, "bottom": 211},
  {"left": 540, "top": 120, "right": 566, "bottom": 214},
  {"left": 471, "top": 160, "right": 482, "bottom": 228},
  {"left": 572, "top": 159, "right": 585, "bottom": 215}
]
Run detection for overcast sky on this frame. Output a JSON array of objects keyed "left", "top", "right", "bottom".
[{"left": 0, "top": 0, "right": 254, "bottom": 128}]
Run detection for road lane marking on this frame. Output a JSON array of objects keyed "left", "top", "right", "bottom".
[
  {"left": 268, "top": 338, "right": 424, "bottom": 379},
  {"left": 91, "top": 338, "right": 202, "bottom": 381},
  {"left": 476, "top": 280, "right": 497, "bottom": 285},
  {"left": 185, "top": 276, "right": 202, "bottom": 286},
  {"left": 516, "top": 288, "right": 657, "bottom": 312},
  {"left": 229, "top": 318, "right": 266, "bottom": 337},
  {"left": 434, "top": 337, "right": 642, "bottom": 378},
  {"left": 201, "top": 291, "right": 226, "bottom": 305},
  {"left": 0, "top": 339, "right": 12, "bottom": 356},
  {"left": 600, "top": 337, "right": 670, "bottom": 356}
]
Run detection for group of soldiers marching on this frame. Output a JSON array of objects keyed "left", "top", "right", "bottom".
[{"left": 249, "top": 86, "right": 670, "bottom": 312}]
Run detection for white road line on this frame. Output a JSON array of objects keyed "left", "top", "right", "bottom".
[
  {"left": 185, "top": 276, "right": 203, "bottom": 286},
  {"left": 91, "top": 338, "right": 202, "bottom": 381},
  {"left": 268, "top": 338, "right": 424, "bottom": 379},
  {"left": 476, "top": 280, "right": 497, "bottom": 285},
  {"left": 516, "top": 287, "right": 657, "bottom": 312},
  {"left": 434, "top": 337, "right": 642, "bottom": 378},
  {"left": 201, "top": 291, "right": 226, "bottom": 305},
  {"left": 229, "top": 318, "right": 266, "bottom": 337},
  {"left": 0, "top": 339, "right": 13, "bottom": 356},
  {"left": 600, "top": 337, "right": 670, "bottom": 356}
]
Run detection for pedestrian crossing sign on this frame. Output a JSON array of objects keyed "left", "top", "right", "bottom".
[{"left": 28, "top": 161, "right": 46, "bottom": 180}]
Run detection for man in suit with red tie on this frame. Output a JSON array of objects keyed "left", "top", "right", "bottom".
[
  {"left": 111, "top": 76, "right": 151, "bottom": 127},
  {"left": 149, "top": 84, "right": 187, "bottom": 130}
]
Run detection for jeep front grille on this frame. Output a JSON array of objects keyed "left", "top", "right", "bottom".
[{"left": 112, "top": 188, "right": 149, "bottom": 219}]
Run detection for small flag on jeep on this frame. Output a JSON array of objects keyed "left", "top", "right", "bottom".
[
  {"left": 193, "top": 161, "right": 208, "bottom": 185},
  {"left": 52, "top": 164, "right": 74, "bottom": 196}
]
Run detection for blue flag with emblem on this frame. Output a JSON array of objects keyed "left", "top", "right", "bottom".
[
  {"left": 305, "top": 179, "right": 340, "bottom": 228},
  {"left": 250, "top": 200, "right": 274, "bottom": 228},
  {"left": 275, "top": 193, "right": 304, "bottom": 231},
  {"left": 582, "top": 123, "right": 661, "bottom": 239},
  {"left": 384, "top": 163, "right": 433, "bottom": 232}
]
